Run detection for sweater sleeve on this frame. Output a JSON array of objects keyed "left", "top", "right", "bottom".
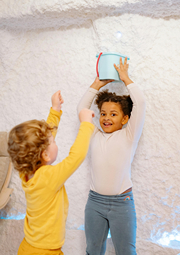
[
  {"left": 77, "top": 88, "right": 100, "bottom": 134},
  {"left": 77, "top": 88, "right": 98, "bottom": 114},
  {"left": 46, "top": 108, "right": 62, "bottom": 138},
  {"left": 126, "top": 83, "right": 146, "bottom": 142},
  {"left": 45, "top": 122, "right": 94, "bottom": 191}
]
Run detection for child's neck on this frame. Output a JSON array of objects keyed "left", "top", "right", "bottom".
[{"left": 26, "top": 173, "right": 34, "bottom": 181}]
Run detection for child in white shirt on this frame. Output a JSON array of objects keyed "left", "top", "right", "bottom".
[{"left": 77, "top": 57, "right": 146, "bottom": 255}]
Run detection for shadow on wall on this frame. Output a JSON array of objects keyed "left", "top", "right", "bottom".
[{"left": 0, "top": 0, "right": 180, "bottom": 31}]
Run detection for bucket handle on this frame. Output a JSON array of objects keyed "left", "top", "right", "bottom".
[{"left": 96, "top": 52, "right": 103, "bottom": 77}]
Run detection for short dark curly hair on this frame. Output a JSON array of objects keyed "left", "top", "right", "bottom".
[
  {"left": 8, "top": 119, "right": 57, "bottom": 175},
  {"left": 95, "top": 90, "right": 133, "bottom": 118}
]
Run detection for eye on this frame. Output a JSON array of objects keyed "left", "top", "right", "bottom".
[
  {"left": 111, "top": 113, "right": 116, "bottom": 116},
  {"left": 101, "top": 113, "right": 105, "bottom": 116}
]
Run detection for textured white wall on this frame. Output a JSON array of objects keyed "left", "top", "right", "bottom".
[{"left": 0, "top": 0, "right": 180, "bottom": 254}]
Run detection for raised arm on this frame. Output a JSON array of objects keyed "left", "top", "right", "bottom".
[
  {"left": 114, "top": 57, "right": 146, "bottom": 142},
  {"left": 46, "top": 90, "right": 64, "bottom": 138},
  {"left": 46, "top": 109, "right": 95, "bottom": 191},
  {"left": 126, "top": 84, "right": 146, "bottom": 142},
  {"left": 77, "top": 78, "right": 113, "bottom": 114},
  {"left": 114, "top": 57, "right": 133, "bottom": 87}
]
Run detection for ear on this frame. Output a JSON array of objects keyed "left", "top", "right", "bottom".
[
  {"left": 41, "top": 150, "right": 50, "bottom": 162},
  {"left": 122, "top": 115, "right": 129, "bottom": 125}
]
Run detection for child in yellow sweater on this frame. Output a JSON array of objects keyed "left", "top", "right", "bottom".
[{"left": 8, "top": 90, "right": 95, "bottom": 255}]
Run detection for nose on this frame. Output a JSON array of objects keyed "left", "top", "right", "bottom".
[{"left": 104, "top": 116, "right": 110, "bottom": 121}]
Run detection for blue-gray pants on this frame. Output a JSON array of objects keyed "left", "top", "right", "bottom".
[{"left": 85, "top": 190, "right": 137, "bottom": 255}]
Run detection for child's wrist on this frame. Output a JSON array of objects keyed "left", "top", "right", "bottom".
[
  {"left": 90, "top": 82, "right": 101, "bottom": 91},
  {"left": 123, "top": 77, "right": 133, "bottom": 86},
  {"left": 52, "top": 106, "right": 61, "bottom": 112}
]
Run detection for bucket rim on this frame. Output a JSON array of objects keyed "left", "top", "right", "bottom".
[{"left": 96, "top": 52, "right": 130, "bottom": 60}]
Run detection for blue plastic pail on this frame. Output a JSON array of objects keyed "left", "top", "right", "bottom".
[{"left": 96, "top": 52, "right": 130, "bottom": 81}]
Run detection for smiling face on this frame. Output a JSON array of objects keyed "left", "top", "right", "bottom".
[{"left": 99, "top": 101, "right": 129, "bottom": 133}]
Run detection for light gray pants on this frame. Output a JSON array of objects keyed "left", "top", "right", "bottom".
[{"left": 85, "top": 190, "right": 137, "bottom": 255}]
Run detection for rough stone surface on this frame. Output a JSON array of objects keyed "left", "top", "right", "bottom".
[
  {"left": 0, "top": 0, "right": 180, "bottom": 254},
  {"left": 0, "top": 0, "right": 180, "bottom": 30}
]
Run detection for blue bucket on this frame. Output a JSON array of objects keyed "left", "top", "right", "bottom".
[{"left": 96, "top": 52, "right": 130, "bottom": 81}]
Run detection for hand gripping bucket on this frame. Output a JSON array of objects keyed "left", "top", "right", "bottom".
[{"left": 96, "top": 52, "right": 130, "bottom": 81}]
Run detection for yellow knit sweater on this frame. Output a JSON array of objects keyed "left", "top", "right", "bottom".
[{"left": 20, "top": 108, "right": 94, "bottom": 249}]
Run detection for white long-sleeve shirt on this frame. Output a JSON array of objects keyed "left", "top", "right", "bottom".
[{"left": 77, "top": 83, "right": 146, "bottom": 195}]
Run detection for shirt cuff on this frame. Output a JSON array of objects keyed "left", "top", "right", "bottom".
[
  {"left": 126, "top": 83, "right": 138, "bottom": 90},
  {"left": 88, "top": 88, "right": 99, "bottom": 94},
  {"left": 80, "top": 121, "right": 95, "bottom": 131},
  {"left": 50, "top": 107, "right": 62, "bottom": 117}
]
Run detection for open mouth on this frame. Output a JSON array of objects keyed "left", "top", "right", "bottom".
[{"left": 103, "top": 123, "right": 112, "bottom": 127}]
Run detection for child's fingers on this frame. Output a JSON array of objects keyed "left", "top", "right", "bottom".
[
  {"left": 79, "top": 109, "right": 95, "bottom": 123},
  {"left": 124, "top": 57, "right": 129, "bottom": 70},
  {"left": 58, "top": 91, "right": 62, "bottom": 98},
  {"left": 52, "top": 90, "right": 60, "bottom": 97},
  {"left": 59, "top": 93, "right": 63, "bottom": 100},
  {"left": 95, "top": 77, "right": 100, "bottom": 82},
  {"left": 124, "top": 57, "right": 128, "bottom": 66},
  {"left": 51, "top": 90, "right": 61, "bottom": 102},
  {"left": 58, "top": 92, "right": 64, "bottom": 102},
  {"left": 120, "top": 57, "right": 123, "bottom": 68},
  {"left": 56, "top": 90, "right": 61, "bottom": 96},
  {"left": 60, "top": 99, "right": 64, "bottom": 105},
  {"left": 114, "top": 63, "right": 118, "bottom": 70}
]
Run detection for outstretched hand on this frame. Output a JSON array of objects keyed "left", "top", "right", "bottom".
[
  {"left": 79, "top": 108, "right": 95, "bottom": 123},
  {"left": 90, "top": 77, "right": 114, "bottom": 90},
  {"left": 51, "top": 90, "right": 64, "bottom": 112},
  {"left": 114, "top": 57, "right": 133, "bottom": 86}
]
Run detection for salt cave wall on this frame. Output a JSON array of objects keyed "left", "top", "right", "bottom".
[{"left": 0, "top": 1, "right": 180, "bottom": 254}]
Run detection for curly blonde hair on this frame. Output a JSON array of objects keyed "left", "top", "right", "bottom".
[{"left": 8, "top": 119, "right": 57, "bottom": 175}]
